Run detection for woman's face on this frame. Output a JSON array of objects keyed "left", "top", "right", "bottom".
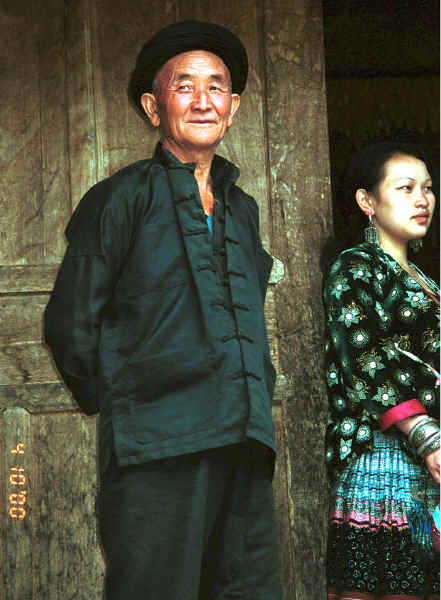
[{"left": 371, "top": 154, "right": 436, "bottom": 246}]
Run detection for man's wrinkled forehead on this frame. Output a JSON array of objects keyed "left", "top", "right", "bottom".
[{"left": 155, "top": 50, "right": 232, "bottom": 91}]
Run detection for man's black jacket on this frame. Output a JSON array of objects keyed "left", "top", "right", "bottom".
[{"left": 44, "top": 144, "right": 276, "bottom": 470}]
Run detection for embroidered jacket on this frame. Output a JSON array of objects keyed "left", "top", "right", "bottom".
[
  {"left": 44, "top": 144, "right": 276, "bottom": 472},
  {"left": 323, "top": 243, "right": 440, "bottom": 477}
]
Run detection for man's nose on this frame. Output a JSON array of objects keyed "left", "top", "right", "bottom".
[{"left": 192, "top": 88, "right": 210, "bottom": 109}]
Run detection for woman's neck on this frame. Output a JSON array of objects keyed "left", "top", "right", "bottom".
[
  {"left": 377, "top": 232, "right": 409, "bottom": 270},
  {"left": 378, "top": 233, "right": 438, "bottom": 298}
]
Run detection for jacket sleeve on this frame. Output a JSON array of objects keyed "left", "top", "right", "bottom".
[
  {"left": 324, "top": 249, "right": 427, "bottom": 424},
  {"left": 44, "top": 183, "right": 130, "bottom": 414}
]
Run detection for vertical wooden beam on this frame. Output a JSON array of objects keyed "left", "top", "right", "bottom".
[
  {"left": 263, "top": 1, "right": 332, "bottom": 597},
  {"left": 65, "top": 0, "right": 100, "bottom": 213}
]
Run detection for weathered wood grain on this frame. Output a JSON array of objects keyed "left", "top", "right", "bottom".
[
  {"left": 91, "top": 0, "right": 176, "bottom": 180},
  {"left": 0, "top": 266, "right": 58, "bottom": 294},
  {"left": 0, "top": 2, "right": 41, "bottom": 266},
  {"left": 0, "top": 343, "right": 54, "bottom": 387},
  {"left": 37, "top": 0, "right": 71, "bottom": 263},
  {"left": 0, "top": 1, "right": 70, "bottom": 266},
  {"left": 0, "top": 295, "right": 48, "bottom": 344},
  {"left": 31, "top": 412, "right": 104, "bottom": 600},
  {"left": 263, "top": 0, "right": 332, "bottom": 597},
  {"left": 65, "top": 0, "right": 100, "bottom": 211},
  {"left": 0, "top": 383, "right": 76, "bottom": 413},
  {"left": 272, "top": 405, "right": 296, "bottom": 598},
  {"left": 3, "top": 408, "right": 33, "bottom": 600}
]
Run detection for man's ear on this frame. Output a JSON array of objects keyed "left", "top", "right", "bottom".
[
  {"left": 141, "top": 93, "right": 160, "bottom": 128},
  {"left": 227, "top": 94, "right": 241, "bottom": 128},
  {"left": 355, "top": 188, "right": 375, "bottom": 216}
]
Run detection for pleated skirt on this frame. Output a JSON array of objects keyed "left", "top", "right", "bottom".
[{"left": 327, "top": 431, "right": 440, "bottom": 599}]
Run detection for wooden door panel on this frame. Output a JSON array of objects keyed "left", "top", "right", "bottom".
[
  {"left": 0, "top": 0, "right": 70, "bottom": 267},
  {"left": 0, "top": 266, "right": 59, "bottom": 294},
  {"left": 2, "top": 409, "right": 104, "bottom": 600},
  {"left": 0, "top": 294, "right": 61, "bottom": 401},
  {"left": 3, "top": 408, "right": 33, "bottom": 600},
  {"left": 31, "top": 412, "right": 104, "bottom": 600}
]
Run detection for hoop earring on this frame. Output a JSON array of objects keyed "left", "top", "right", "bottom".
[
  {"left": 409, "top": 238, "right": 423, "bottom": 253},
  {"left": 364, "top": 214, "right": 379, "bottom": 245}
]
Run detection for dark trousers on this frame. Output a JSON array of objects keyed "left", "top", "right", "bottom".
[{"left": 98, "top": 440, "right": 283, "bottom": 600}]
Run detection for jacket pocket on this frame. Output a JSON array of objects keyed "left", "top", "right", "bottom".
[
  {"left": 113, "top": 345, "right": 224, "bottom": 443},
  {"left": 116, "top": 345, "right": 223, "bottom": 401}
]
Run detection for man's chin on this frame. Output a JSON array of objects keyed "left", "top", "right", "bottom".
[{"left": 185, "top": 136, "right": 225, "bottom": 151}]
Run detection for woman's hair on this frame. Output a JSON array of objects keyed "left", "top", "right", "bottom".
[{"left": 344, "top": 141, "right": 429, "bottom": 200}]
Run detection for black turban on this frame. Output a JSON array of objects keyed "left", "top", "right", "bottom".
[{"left": 128, "top": 20, "right": 248, "bottom": 117}]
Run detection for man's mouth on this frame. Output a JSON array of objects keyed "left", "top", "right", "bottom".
[{"left": 188, "top": 120, "right": 217, "bottom": 124}]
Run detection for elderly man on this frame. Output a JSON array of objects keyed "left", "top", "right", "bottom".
[{"left": 44, "top": 20, "right": 282, "bottom": 600}]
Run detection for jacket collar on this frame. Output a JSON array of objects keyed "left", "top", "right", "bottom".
[{"left": 153, "top": 142, "right": 240, "bottom": 189}]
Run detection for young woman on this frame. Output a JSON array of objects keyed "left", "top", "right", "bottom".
[{"left": 323, "top": 142, "right": 440, "bottom": 600}]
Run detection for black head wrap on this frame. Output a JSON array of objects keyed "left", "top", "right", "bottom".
[{"left": 128, "top": 20, "right": 248, "bottom": 117}]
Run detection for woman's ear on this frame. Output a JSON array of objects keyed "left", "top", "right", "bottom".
[
  {"left": 355, "top": 189, "right": 375, "bottom": 216},
  {"left": 141, "top": 93, "right": 160, "bottom": 128}
]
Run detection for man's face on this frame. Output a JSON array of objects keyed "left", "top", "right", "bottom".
[{"left": 141, "top": 50, "right": 240, "bottom": 159}]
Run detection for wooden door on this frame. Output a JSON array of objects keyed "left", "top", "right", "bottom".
[{"left": 0, "top": 1, "right": 331, "bottom": 598}]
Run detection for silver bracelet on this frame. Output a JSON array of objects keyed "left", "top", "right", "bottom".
[
  {"left": 408, "top": 415, "right": 435, "bottom": 440},
  {"left": 408, "top": 417, "right": 440, "bottom": 448},
  {"left": 417, "top": 432, "right": 441, "bottom": 459}
]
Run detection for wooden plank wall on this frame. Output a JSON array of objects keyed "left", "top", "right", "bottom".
[
  {"left": 0, "top": 0, "right": 331, "bottom": 598},
  {"left": 264, "top": 2, "right": 332, "bottom": 597}
]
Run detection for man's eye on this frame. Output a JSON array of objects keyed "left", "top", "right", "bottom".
[
  {"left": 424, "top": 185, "right": 433, "bottom": 192},
  {"left": 177, "top": 84, "right": 192, "bottom": 91}
]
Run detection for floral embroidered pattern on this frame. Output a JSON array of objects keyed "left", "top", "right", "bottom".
[
  {"left": 340, "top": 417, "right": 357, "bottom": 437},
  {"left": 327, "top": 363, "right": 339, "bottom": 387},
  {"left": 358, "top": 351, "right": 385, "bottom": 378},
  {"left": 350, "top": 328, "right": 370, "bottom": 348},
  {"left": 381, "top": 337, "right": 401, "bottom": 360},
  {"left": 397, "top": 304, "right": 417, "bottom": 323},
  {"left": 419, "top": 388, "right": 436, "bottom": 407},
  {"left": 394, "top": 369, "right": 414, "bottom": 387},
  {"left": 349, "top": 262, "right": 372, "bottom": 283},
  {"left": 372, "top": 381, "right": 398, "bottom": 407},
  {"left": 421, "top": 329, "right": 440, "bottom": 353},
  {"left": 347, "top": 377, "right": 369, "bottom": 405},
  {"left": 355, "top": 424, "right": 372, "bottom": 442},
  {"left": 323, "top": 244, "right": 439, "bottom": 474},
  {"left": 405, "top": 290, "right": 431, "bottom": 311},
  {"left": 331, "top": 274, "right": 350, "bottom": 299},
  {"left": 338, "top": 302, "right": 363, "bottom": 328}
]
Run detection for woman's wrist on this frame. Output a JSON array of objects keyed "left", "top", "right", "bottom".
[{"left": 406, "top": 415, "right": 440, "bottom": 459}]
